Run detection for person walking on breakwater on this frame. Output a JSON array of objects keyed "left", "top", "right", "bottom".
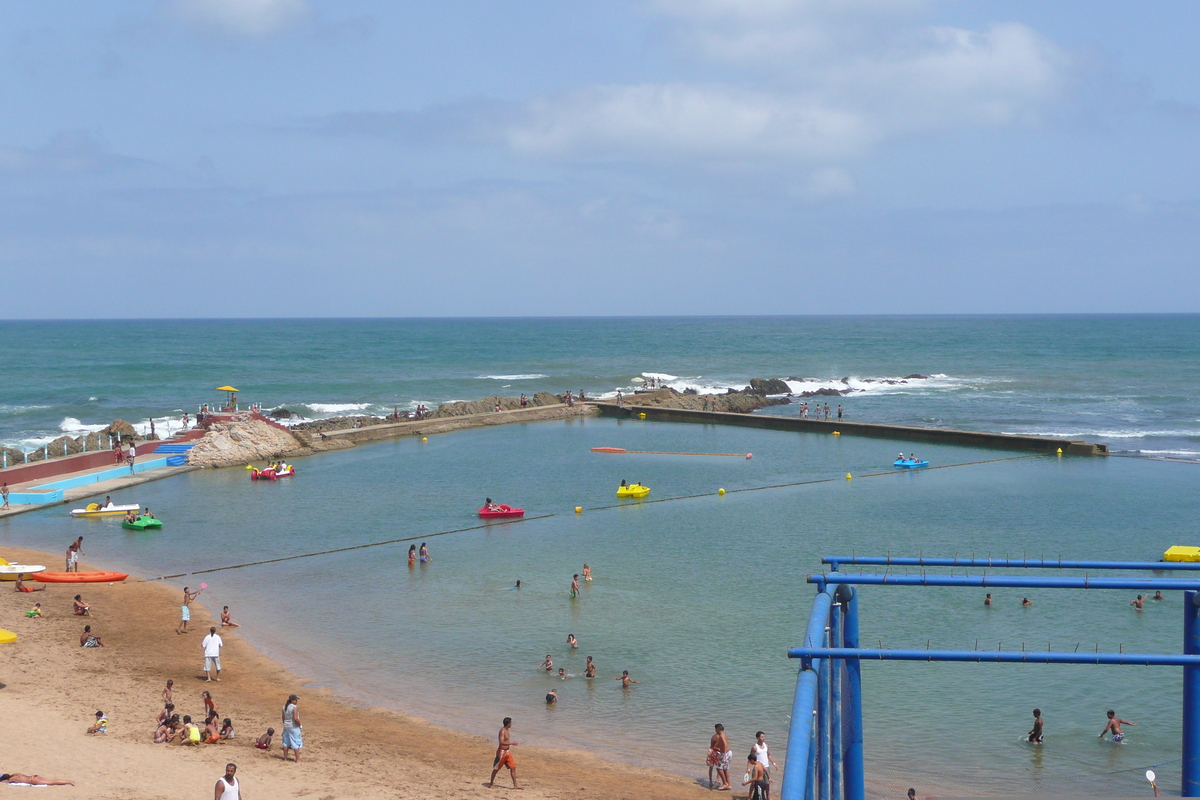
[
  {"left": 708, "top": 723, "right": 732, "bottom": 790},
  {"left": 2, "top": 482, "right": 9, "bottom": 509},
  {"left": 202, "top": 627, "right": 224, "bottom": 681},
  {"left": 128, "top": 441, "right": 136, "bottom": 473},
  {"left": 1100, "top": 710, "right": 1137, "bottom": 742},
  {"left": 282, "top": 694, "right": 303, "bottom": 762},
  {"left": 488, "top": 717, "right": 520, "bottom": 789},
  {"left": 214, "top": 763, "right": 241, "bottom": 800},
  {"left": 177, "top": 585, "right": 201, "bottom": 634},
  {"left": 1027, "top": 708, "right": 1044, "bottom": 743}
]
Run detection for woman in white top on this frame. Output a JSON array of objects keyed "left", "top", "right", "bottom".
[{"left": 282, "top": 695, "right": 303, "bottom": 763}]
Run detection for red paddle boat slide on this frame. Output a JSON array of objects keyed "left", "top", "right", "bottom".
[{"left": 478, "top": 504, "right": 524, "bottom": 519}]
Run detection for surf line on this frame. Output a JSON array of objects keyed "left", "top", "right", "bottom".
[
  {"left": 145, "top": 454, "right": 1045, "bottom": 580},
  {"left": 139, "top": 514, "right": 557, "bottom": 582}
]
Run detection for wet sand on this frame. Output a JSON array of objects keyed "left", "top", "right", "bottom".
[{"left": 0, "top": 546, "right": 718, "bottom": 799}]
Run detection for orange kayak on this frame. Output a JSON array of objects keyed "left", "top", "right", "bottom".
[{"left": 33, "top": 571, "right": 129, "bottom": 583}]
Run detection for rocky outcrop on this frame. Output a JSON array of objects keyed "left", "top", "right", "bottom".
[
  {"left": 612, "top": 387, "right": 788, "bottom": 413},
  {"left": 798, "top": 387, "right": 850, "bottom": 398},
  {"left": 100, "top": 419, "right": 139, "bottom": 442},
  {"left": 431, "top": 392, "right": 561, "bottom": 418},
  {"left": 748, "top": 378, "right": 791, "bottom": 395},
  {"left": 186, "top": 417, "right": 306, "bottom": 468}
]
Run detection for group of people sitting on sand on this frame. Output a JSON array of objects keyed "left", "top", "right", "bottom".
[{"left": 154, "top": 685, "right": 236, "bottom": 746}]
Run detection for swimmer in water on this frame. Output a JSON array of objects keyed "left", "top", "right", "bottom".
[
  {"left": 584, "top": 656, "right": 596, "bottom": 678},
  {"left": 1153, "top": 590, "right": 1165, "bottom": 601},
  {"left": 614, "top": 670, "right": 639, "bottom": 688},
  {"left": 407, "top": 545, "right": 416, "bottom": 566},
  {"left": 1131, "top": 594, "right": 1144, "bottom": 610},
  {"left": 557, "top": 668, "right": 569, "bottom": 680},
  {"left": 539, "top": 655, "right": 553, "bottom": 672},
  {"left": 984, "top": 593, "right": 992, "bottom": 606},
  {"left": 545, "top": 689, "right": 557, "bottom": 704},
  {"left": 419, "top": 542, "right": 430, "bottom": 563},
  {"left": 1022, "top": 598, "right": 1033, "bottom": 606},
  {"left": 570, "top": 574, "right": 580, "bottom": 599},
  {"left": 1100, "top": 709, "right": 1136, "bottom": 742},
  {"left": 567, "top": 633, "right": 578, "bottom": 649},
  {"left": 506, "top": 579, "right": 522, "bottom": 590},
  {"left": 582, "top": 564, "right": 592, "bottom": 581},
  {"left": 1027, "top": 708, "right": 1044, "bottom": 743}
]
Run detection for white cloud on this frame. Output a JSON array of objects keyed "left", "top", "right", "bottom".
[
  {"left": 793, "top": 167, "right": 856, "bottom": 201},
  {"left": 504, "top": 2, "right": 1071, "bottom": 166},
  {"left": 164, "top": 0, "right": 309, "bottom": 37}
]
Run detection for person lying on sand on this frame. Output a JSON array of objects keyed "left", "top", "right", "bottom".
[
  {"left": 255, "top": 727, "right": 275, "bottom": 750},
  {"left": 0, "top": 773, "right": 75, "bottom": 786}
]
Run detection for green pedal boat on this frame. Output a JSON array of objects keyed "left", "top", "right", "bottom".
[{"left": 122, "top": 516, "right": 163, "bottom": 531}]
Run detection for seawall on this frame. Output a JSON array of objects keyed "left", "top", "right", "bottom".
[
  {"left": 310, "top": 402, "right": 598, "bottom": 445},
  {"left": 591, "top": 403, "right": 1108, "bottom": 455}
]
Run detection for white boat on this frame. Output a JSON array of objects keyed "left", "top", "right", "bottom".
[
  {"left": 70, "top": 503, "right": 140, "bottom": 518},
  {"left": 0, "top": 565, "right": 46, "bottom": 574}
]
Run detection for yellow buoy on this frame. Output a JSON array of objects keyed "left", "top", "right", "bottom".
[
  {"left": 244, "top": 465, "right": 254, "bottom": 470},
  {"left": 845, "top": 473, "right": 852, "bottom": 480},
  {"left": 718, "top": 488, "right": 725, "bottom": 496},
  {"left": 832, "top": 431, "right": 840, "bottom": 436},
  {"left": 575, "top": 506, "right": 582, "bottom": 514},
  {"left": 1056, "top": 447, "right": 1062, "bottom": 455},
  {"left": 422, "top": 437, "right": 428, "bottom": 442},
  {"left": 638, "top": 412, "right": 646, "bottom": 419}
]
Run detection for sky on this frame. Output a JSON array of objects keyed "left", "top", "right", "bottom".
[{"left": 2, "top": 0, "right": 1198, "bottom": 317}]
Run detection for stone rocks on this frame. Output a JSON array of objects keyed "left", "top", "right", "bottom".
[
  {"left": 616, "top": 386, "right": 788, "bottom": 414},
  {"left": 797, "top": 387, "right": 847, "bottom": 398},
  {"left": 748, "top": 378, "right": 791, "bottom": 395},
  {"left": 904, "top": 374, "right": 928, "bottom": 380},
  {"left": 0, "top": 446, "right": 24, "bottom": 466},
  {"left": 186, "top": 418, "right": 305, "bottom": 468},
  {"left": 100, "top": 419, "right": 138, "bottom": 442}
]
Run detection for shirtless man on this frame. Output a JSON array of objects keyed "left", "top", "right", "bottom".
[
  {"left": 0, "top": 773, "right": 75, "bottom": 786},
  {"left": 15, "top": 575, "right": 44, "bottom": 592},
  {"left": 984, "top": 593, "right": 992, "bottom": 606},
  {"left": 487, "top": 717, "right": 520, "bottom": 789},
  {"left": 220, "top": 606, "right": 241, "bottom": 628},
  {"left": 1027, "top": 708, "right": 1044, "bottom": 743},
  {"left": 1100, "top": 709, "right": 1137, "bottom": 742},
  {"left": 538, "top": 655, "right": 553, "bottom": 673},
  {"left": 742, "top": 753, "right": 768, "bottom": 800},
  {"left": 177, "top": 586, "right": 201, "bottom": 634},
  {"left": 707, "top": 723, "right": 731, "bottom": 790},
  {"left": 584, "top": 656, "right": 597, "bottom": 678},
  {"left": 1153, "top": 591, "right": 1166, "bottom": 601},
  {"left": 570, "top": 574, "right": 580, "bottom": 599},
  {"left": 614, "top": 670, "right": 639, "bottom": 688},
  {"left": 1131, "top": 595, "right": 1144, "bottom": 610}
]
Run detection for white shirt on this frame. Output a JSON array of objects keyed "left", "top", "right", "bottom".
[
  {"left": 216, "top": 775, "right": 239, "bottom": 800},
  {"left": 202, "top": 633, "right": 223, "bottom": 658}
]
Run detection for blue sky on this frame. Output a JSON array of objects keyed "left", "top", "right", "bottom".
[{"left": 3, "top": 1, "right": 1198, "bottom": 317}]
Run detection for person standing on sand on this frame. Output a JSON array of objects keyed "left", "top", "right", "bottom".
[
  {"left": 753, "top": 731, "right": 778, "bottom": 797},
  {"left": 177, "top": 586, "right": 201, "bottom": 634},
  {"left": 214, "top": 763, "right": 242, "bottom": 800},
  {"left": 202, "top": 627, "right": 224, "bottom": 682},
  {"left": 67, "top": 536, "right": 83, "bottom": 572},
  {"left": 742, "top": 753, "right": 768, "bottom": 800},
  {"left": 488, "top": 717, "right": 520, "bottom": 789},
  {"left": 282, "top": 694, "right": 303, "bottom": 762},
  {"left": 708, "top": 723, "right": 731, "bottom": 790}
]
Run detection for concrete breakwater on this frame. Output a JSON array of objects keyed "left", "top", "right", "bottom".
[{"left": 593, "top": 402, "right": 1108, "bottom": 456}]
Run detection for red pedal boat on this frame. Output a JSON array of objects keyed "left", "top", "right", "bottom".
[{"left": 478, "top": 504, "right": 525, "bottom": 519}]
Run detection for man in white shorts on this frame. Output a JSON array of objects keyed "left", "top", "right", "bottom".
[{"left": 202, "top": 626, "right": 224, "bottom": 682}]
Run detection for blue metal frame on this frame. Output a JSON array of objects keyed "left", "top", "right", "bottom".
[{"left": 784, "top": 556, "right": 1200, "bottom": 800}]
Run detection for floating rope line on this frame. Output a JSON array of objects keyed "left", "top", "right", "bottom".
[
  {"left": 144, "top": 453, "right": 1046, "bottom": 580},
  {"left": 591, "top": 447, "right": 750, "bottom": 457}
]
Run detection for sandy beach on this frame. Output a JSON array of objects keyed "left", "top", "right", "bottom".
[{"left": 0, "top": 545, "right": 718, "bottom": 799}]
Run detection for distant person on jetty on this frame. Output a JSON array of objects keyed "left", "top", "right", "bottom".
[
  {"left": 0, "top": 773, "right": 75, "bottom": 786},
  {"left": 1027, "top": 708, "right": 1044, "bottom": 743},
  {"left": 707, "top": 723, "right": 731, "bottom": 790},
  {"left": 837, "top": 404, "right": 843, "bottom": 419},
  {"left": 15, "top": 575, "right": 45, "bottom": 592},
  {"left": 282, "top": 694, "right": 303, "bottom": 762},
  {"left": 213, "top": 764, "right": 241, "bottom": 800},
  {"left": 221, "top": 606, "right": 241, "bottom": 628},
  {"left": 570, "top": 574, "right": 580, "bottom": 599},
  {"left": 1131, "top": 595, "right": 1144, "bottom": 610},
  {"left": 73, "top": 594, "right": 90, "bottom": 615},
  {"left": 616, "top": 390, "right": 623, "bottom": 406},
  {"left": 203, "top": 627, "right": 224, "bottom": 681},
  {"left": 128, "top": 442, "right": 136, "bottom": 473},
  {"left": 1, "top": 482, "right": 8, "bottom": 509},
  {"left": 614, "top": 670, "right": 639, "bottom": 688},
  {"left": 178, "top": 586, "right": 201, "bottom": 633},
  {"left": 80, "top": 625, "right": 104, "bottom": 647},
  {"left": 488, "top": 717, "right": 520, "bottom": 789},
  {"left": 1100, "top": 710, "right": 1137, "bottom": 742}
]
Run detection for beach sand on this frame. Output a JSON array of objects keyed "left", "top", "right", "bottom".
[{"left": 0, "top": 546, "right": 718, "bottom": 799}]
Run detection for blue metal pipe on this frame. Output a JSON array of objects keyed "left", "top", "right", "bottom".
[
  {"left": 783, "top": 590, "right": 833, "bottom": 800},
  {"left": 830, "top": 602, "right": 843, "bottom": 800},
  {"left": 818, "top": 638, "right": 831, "bottom": 800},
  {"left": 787, "top": 647, "right": 1200, "bottom": 666},
  {"left": 808, "top": 573, "right": 1200, "bottom": 591},
  {"left": 1184, "top": 591, "right": 1200, "bottom": 796},
  {"left": 822, "top": 556, "right": 1200, "bottom": 571},
  {"left": 839, "top": 588, "right": 865, "bottom": 800}
]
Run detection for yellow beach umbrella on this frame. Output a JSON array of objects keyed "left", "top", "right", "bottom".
[{"left": 216, "top": 386, "right": 239, "bottom": 392}]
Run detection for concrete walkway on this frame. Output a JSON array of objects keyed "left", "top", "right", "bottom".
[{"left": 0, "top": 465, "right": 198, "bottom": 520}]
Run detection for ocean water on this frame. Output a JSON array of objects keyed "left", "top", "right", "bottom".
[{"left": 1, "top": 315, "right": 1199, "bottom": 785}]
